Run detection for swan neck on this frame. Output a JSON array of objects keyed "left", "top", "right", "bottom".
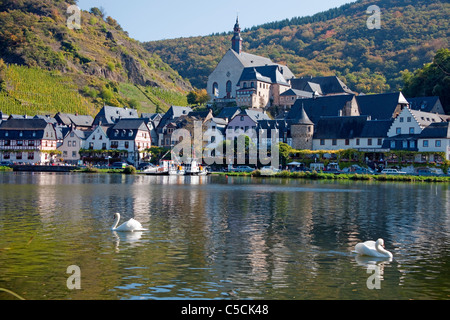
[
  {"left": 112, "top": 214, "right": 120, "bottom": 230},
  {"left": 376, "top": 243, "right": 392, "bottom": 257}
]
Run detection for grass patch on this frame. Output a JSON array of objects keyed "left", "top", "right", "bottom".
[{"left": 213, "top": 170, "right": 450, "bottom": 183}]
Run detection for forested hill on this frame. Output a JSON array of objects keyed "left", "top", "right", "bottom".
[
  {"left": 0, "top": 0, "right": 192, "bottom": 116},
  {"left": 145, "top": 0, "right": 449, "bottom": 94}
]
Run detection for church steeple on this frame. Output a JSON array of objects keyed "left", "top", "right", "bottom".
[{"left": 231, "top": 16, "right": 242, "bottom": 54}]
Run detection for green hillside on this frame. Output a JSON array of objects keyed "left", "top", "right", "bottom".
[
  {"left": 0, "top": 0, "right": 191, "bottom": 116},
  {"left": 145, "top": 0, "right": 449, "bottom": 94},
  {"left": 0, "top": 63, "right": 96, "bottom": 115}
]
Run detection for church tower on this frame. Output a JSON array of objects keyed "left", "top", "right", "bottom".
[
  {"left": 291, "top": 105, "right": 314, "bottom": 150},
  {"left": 231, "top": 17, "right": 243, "bottom": 54}
]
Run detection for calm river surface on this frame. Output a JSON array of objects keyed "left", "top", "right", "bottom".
[{"left": 0, "top": 172, "right": 449, "bottom": 300}]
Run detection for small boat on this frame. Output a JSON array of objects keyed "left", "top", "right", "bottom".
[
  {"left": 169, "top": 164, "right": 185, "bottom": 175},
  {"left": 185, "top": 159, "right": 209, "bottom": 175}
]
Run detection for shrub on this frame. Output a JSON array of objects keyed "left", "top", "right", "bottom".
[{"left": 123, "top": 165, "right": 136, "bottom": 174}]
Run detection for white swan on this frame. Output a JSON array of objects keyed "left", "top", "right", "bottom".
[
  {"left": 354, "top": 238, "right": 393, "bottom": 259},
  {"left": 111, "top": 212, "right": 147, "bottom": 232}
]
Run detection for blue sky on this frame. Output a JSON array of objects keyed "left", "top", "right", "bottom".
[{"left": 76, "top": 0, "right": 355, "bottom": 42}]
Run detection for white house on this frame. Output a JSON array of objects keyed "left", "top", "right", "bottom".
[
  {"left": 85, "top": 125, "right": 109, "bottom": 151},
  {"left": 418, "top": 122, "right": 450, "bottom": 160},
  {"left": 387, "top": 106, "right": 442, "bottom": 138},
  {"left": 108, "top": 118, "right": 152, "bottom": 164},
  {"left": 58, "top": 129, "right": 90, "bottom": 164}
]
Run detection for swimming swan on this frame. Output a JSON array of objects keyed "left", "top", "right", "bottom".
[
  {"left": 111, "top": 212, "right": 147, "bottom": 232},
  {"left": 355, "top": 238, "right": 393, "bottom": 259}
]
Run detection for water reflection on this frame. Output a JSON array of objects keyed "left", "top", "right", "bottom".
[
  {"left": 0, "top": 172, "right": 449, "bottom": 300},
  {"left": 112, "top": 231, "right": 144, "bottom": 253}
]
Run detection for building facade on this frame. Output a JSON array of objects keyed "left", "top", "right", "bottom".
[{"left": 0, "top": 119, "right": 58, "bottom": 164}]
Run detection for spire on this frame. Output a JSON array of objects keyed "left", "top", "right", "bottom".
[
  {"left": 231, "top": 16, "right": 242, "bottom": 54},
  {"left": 297, "top": 103, "right": 313, "bottom": 125}
]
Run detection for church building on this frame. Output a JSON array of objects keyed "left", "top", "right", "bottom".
[{"left": 207, "top": 18, "right": 295, "bottom": 106}]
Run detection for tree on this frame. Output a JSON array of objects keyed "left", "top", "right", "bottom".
[
  {"left": 90, "top": 7, "right": 105, "bottom": 18},
  {"left": 402, "top": 48, "right": 450, "bottom": 114},
  {"left": 187, "top": 89, "right": 210, "bottom": 105}
]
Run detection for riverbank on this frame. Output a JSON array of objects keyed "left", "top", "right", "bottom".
[
  {"left": 214, "top": 170, "right": 450, "bottom": 183},
  {"left": 4, "top": 165, "right": 450, "bottom": 183}
]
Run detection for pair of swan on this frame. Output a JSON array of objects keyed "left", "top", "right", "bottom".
[
  {"left": 110, "top": 213, "right": 393, "bottom": 259},
  {"left": 111, "top": 212, "right": 147, "bottom": 232},
  {"left": 354, "top": 238, "right": 393, "bottom": 259}
]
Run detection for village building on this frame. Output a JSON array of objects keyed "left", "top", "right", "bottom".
[
  {"left": 290, "top": 76, "right": 355, "bottom": 97},
  {"left": 207, "top": 18, "right": 294, "bottom": 105},
  {"left": 92, "top": 105, "right": 138, "bottom": 127},
  {"left": 54, "top": 112, "right": 94, "bottom": 131},
  {"left": 383, "top": 106, "right": 444, "bottom": 152},
  {"left": 407, "top": 96, "right": 445, "bottom": 114},
  {"left": 216, "top": 106, "right": 241, "bottom": 121},
  {"left": 156, "top": 106, "right": 193, "bottom": 147},
  {"left": 226, "top": 109, "right": 271, "bottom": 143},
  {"left": 0, "top": 118, "right": 58, "bottom": 164},
  {"left": 418, "top": 122, "right": 450, "bottom": 160},
  {"left": 356, "top": 92, "right": 409, "bottom": 120},
  {"left": 287, "top": 94, "right": 360, "bottom": 125},
  {"left": 107, "top": 118, "right": 152, "bottom": 164},
  {"left": 279, "top": 89, "right": 316, "bottom": 109},
  {"left": 59, "top": 129, "right": 91, "bottom": 164},
  {"left": 236, "top": 65, "right": 291, "bottom": 108}
]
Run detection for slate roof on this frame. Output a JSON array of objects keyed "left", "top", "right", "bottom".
[
  {"left": 359, "top": 119, "right": 393, "bottom": 138},
  {"left": 229, "top": 49, "right": 295, "bottom": 80},
  {"left": 238, "top": 67, "right": 272, "bottom": 84},
  {"left": 238, "top": 65, "right": 291, "bottom": 86},
  {"left": 0, "top": 118, "right": 56, "bottom": 140},
  {"left": 407, "top": 96, "right": 442, "bottom": 113},
  {"left": 257, "top": 119, "right": 294, "bottom": 138},
  {"left": 107, "top": 119, "right": 149, "bottom": 141},
  {"left": 287, "top": 95, "right": 356, "bottom": 124},
  {"left": 34, "top": 115, "right": 57, "bottom": 125},
  {"left": 290, "top": 76, "right": 354, "bottom": 95},
  {"left": 93, "top": 106, "right": 139, "bottom": 126},
  {"left": 296, "top": 105, "right": 314, "bottom": 125},
  {"left": 356, "top": 92, "right": 408, "bottom": 120},
  {"left": 241, "top": 109, "right": 271, "bottom": 122},
  {"left": 410, "top": 109, "right": 442, "bottom": 127},
  {"left": 280, "top": 88, "right": 315, "bottom": 98},
  {"left": 0, "top": 118, "right": 48, "bottom": 130},
  {"left": 419, "top": 122, "right": 450, "bottom": 138},
  {"left": 55, "top": 112, "right": 94, "bottom": 127},
  {"left": 313, "top": 116, "right": 368, "bottom": 140},
  {"left": 217, "top": 107, "right": 241, "bottom": 120},
  {"left": 156, "top": 106, "right": 194, "bottom": 132}
]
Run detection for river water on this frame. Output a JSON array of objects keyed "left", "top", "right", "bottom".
[{"left": 0, "top": 172, "right": 449, "bottom": 300}]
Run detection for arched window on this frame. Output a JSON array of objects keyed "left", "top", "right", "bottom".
[
  {"left": 213, "top": 82, "right": 219, "bottom": 98},
  {"left": 226, "top": 81, "right": 232, "bottom": 94}
]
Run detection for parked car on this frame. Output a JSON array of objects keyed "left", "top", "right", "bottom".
[
  {"left": 138, "top": 162, "right": 154, "bottom": 170},
  {"left": 232, "top": 166, "right": 255, "bottom": 173},
  {"left": 260, "top": 166, "right": 280, "bottom": 175},
  {"left": 381, "top": 168, "right": 406, "bottom": 175},
  {"left": 110, "top": 162, "right": 128, "bottom": 169},
  {"left": 260, "top": 166, "right": 280, "bottom": 172},
  {"left": 416, "top": 168, "right": 442, "bottom": 176},
  {"left": 354, "top": 167, "right": 375, "bottom": 174},
  {"left": 343, "top": 165, "right": 374, "bottom": 174}
]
